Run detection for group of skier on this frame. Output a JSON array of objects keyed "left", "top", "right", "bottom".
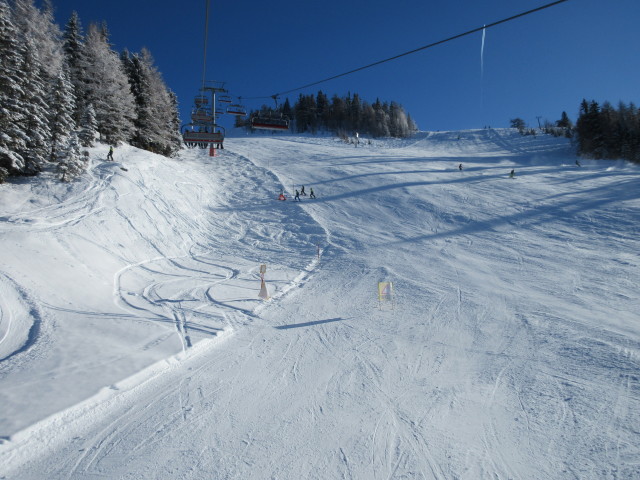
[
  {"left": 457, "top": 160, "right": 581, "bottom": 179},
  {"left": 458, "top": 162, "right": 516, "bottom": 178},
  {"left": 279, "top": 185, "right": 316, "bottom": 201},
  {"left": 459, "top": 163, "right": 516, "bottom": 177}
]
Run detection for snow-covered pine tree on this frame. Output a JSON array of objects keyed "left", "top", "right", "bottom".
[
  {"left": 12, "top": 0, "right": 63, "bottom": 80},
  {"left": 329, "top": 95, "right": 346, "bottom": 132},
  {"left": 0, "top": 0, "right": 27, "bottom": 176},
  {"left": 166, "top": 90, "right": 183, "bottom": 155},
  {"left": 121, "top": 49, "right": 151, "bottom": 149},
  {"left": 361, "top": 103, "right": 377, "bottom": 136},
  {"left": 10, "top": 0, "right": 69, "bottom": 174},
  {"left": 295, "top": 94, "right": 318, "bottom": 133},
  {"left": 316, "top": 91, "right": 330, "bottom": 131},
  {"left": 349, "top": 93, "right": 362, "bottom": 134},
  {"left": 373, "top": 99, "right": 390, "bottom": 137},
  {"left": 124, "top": 48, "right": 181, "bottom": 156},
  {"left": 48, "top": 66, "right": 77, "bottom": 162},
  {"left": 36, "top": 0, "right": 63, "bottom": 78},
  {"left": 510, "top": 117, "right": 526, "bottom": 133},
  {"left": 407, "top": 113, "right": 418, "bottom": 134},
  {"left": 62, "top": 11, "right": 88, "bottom": 125},
  {"left": 56, "top": 131, "right": 85, "bottom": 181},
  {"left": 17, "top": 36, "right": 50, "bottom": 175},
  {"left": 83, "top": 22, "right": 135, "bottom": 145},
  {"left": 556, "top": 111, "right": 572, "bottom": 130},
  {"left": 389, "top": 101, "right": 409, "bottom": 138},
  {"left": 150, "top": 75, "right": 184, "bottom": 156},
  {"left": 78, "top": 102, "right": 98, "bottom": 147},
  {"left": 619, "top": 102, "right": 640, "bottom": 163},
  {"left": 281, "top": 98, "right": 292, "bottom": 122}
]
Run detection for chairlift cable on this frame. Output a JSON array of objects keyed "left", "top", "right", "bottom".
[
  {"left": 200, "top": 0, "right": 210, "bottom": 93},
  {"left": 183, "top": 0, "right": 226, "bottom": 149},
  {"left": 241, "top": 0, "right": 571, "bottom": 101}
]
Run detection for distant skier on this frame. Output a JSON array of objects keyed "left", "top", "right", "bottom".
[
  {"left": 300, "top": 185, "right": 306, "bottom": 196},
  {"left": 278, "top": 189, "right": 286, "bottom": 201},
  {"left": 458, "top": 163, "right": 463, "bottom": 171},
  {"left": 107, "top": 146, "right": 114, "bottom": 161},
  {"left": 309, "top": 187, "right": 316, "bottom": 199},
  {"left": 575, "top": 159, "right": 582, "bottom": 167},
  {"left": 509, "top": 169, "right": 515, "bottom": 178},
  {"left": 294, "top": 189, "right": 301, "bottom": 201}
]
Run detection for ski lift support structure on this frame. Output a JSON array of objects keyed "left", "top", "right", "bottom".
[{"left": 181, "top": 0, "right": 229, "bottom": 155}]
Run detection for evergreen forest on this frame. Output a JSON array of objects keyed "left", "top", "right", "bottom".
[
  {"left": 575, "top": 99, "right": 640, "bottom": 163},
  {"left": 0, "top": 0, "right": 182, "bottom": 183},
  {"left": 239, "top": 92, "right": 418, "bottom": 139},
  {"left": 1, "top": 1, "right": 637, "bottom": 186}
]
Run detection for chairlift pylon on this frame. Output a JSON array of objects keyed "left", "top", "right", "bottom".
[{"left": 183, "top": 0, "right": 227, "bottom": 153}]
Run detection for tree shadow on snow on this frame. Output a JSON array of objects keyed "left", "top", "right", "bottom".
[
  {"left": 274, "top": 317, "right": 348, "bottom": 330},
  {"left": 378, "top": 176, "right": 640, "bottom": 246}
]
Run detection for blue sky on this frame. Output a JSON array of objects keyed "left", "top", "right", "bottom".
[{"left": 49, "top": 0, "right": 640, "bottom": 132}]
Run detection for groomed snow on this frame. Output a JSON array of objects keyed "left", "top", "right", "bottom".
[{"left": 0, "top": 129, "right": 639, "bottom": 479}]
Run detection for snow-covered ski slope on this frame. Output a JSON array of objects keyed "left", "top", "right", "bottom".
[{"left": 1, "top": 129, "right": 639, "bottom": 479}]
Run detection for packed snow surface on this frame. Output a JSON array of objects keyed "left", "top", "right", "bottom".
[{"left": 0, "top": 129, "right": 639, "bottom": 479}]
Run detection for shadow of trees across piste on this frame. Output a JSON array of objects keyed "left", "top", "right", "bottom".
[
  {"left": 274, "top": 317, "right": 348, "bottom": 330},
  {"left": 378, "top": 173, "right": 640, "bottom": 246},
  {"left": 297, "top": 162, "right": 637, "bottom": 204}
]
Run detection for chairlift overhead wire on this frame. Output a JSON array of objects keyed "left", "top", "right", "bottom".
[
  {"left": 183, "top": 0, "right": 228, "bottom": 149},
  {"left": 201, "top": 0, "right": 211, "bottom": 92},
  {"left": 242, "top": 0, "right": 572, "bottom": 102}
]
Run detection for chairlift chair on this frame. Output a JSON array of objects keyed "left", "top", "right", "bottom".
[
  {"left": 227, "top": 104, "right": 247, "bottom": 116},
  {"left": 191, "top": 108, "right": 214, "bottom": 124},
  {"left": 249, "top": 95, "right": 289, "bottom": 130},
  {"left": 194, "top": 95, "right": 209, "bottom": 107},
  {"left": 182, "top": 124, "right": 225, "bottom": 149},
  {"left": 250, "top": 115, "right": 289, "bottom": 131}
]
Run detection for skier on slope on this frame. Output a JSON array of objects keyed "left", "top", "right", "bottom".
[
  {"left": 458, "top": 163, "right": 463, "bottom": 171},
  {"left": 107, "top": 146, "right": 114, "bottom": 161},
  {"left": 294, "top": 189, "right": 301, "bottom": 201},
  {"left": 300, "top": 185, "right": 306, "bottom": 196},
  {"left": 278, "top": 189, "right": 286, "bottom": 201},
  {"left": 509, "top": 169, "right": 515, "bottom": 178},
  {"left": 309, "top": 187, "right": 316, "bottom": 199}
]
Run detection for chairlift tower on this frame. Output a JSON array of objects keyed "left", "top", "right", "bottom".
[{"left": 182, "top": 1, "right": 229, "bottom": 154}]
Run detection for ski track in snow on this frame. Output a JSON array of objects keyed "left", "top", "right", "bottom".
[{"left": 1, "top": 130, "right": 639, "bottom": 479}]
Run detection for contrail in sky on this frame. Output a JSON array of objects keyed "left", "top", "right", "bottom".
[{"left": 481, "top": 25, "right": 486, "bottom": 79}]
